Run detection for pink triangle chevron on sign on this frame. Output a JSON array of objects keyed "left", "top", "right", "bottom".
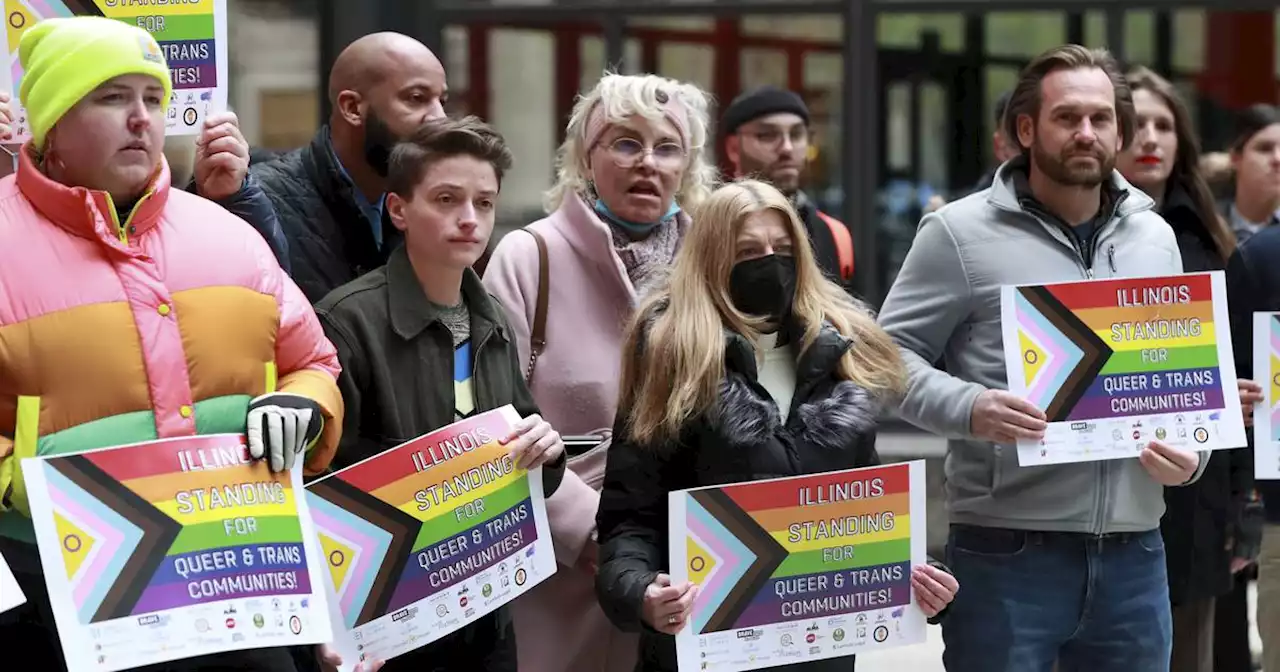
[
  {"left": 41, "top": 460, "right": 147, "bottom": 625},
  {"left": 1269, "top": 315, "right": 1280, "bottom": 441}
]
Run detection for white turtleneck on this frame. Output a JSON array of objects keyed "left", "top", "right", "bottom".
[{"left": 756, "top": 331, "right": 798, "bottom": 422}]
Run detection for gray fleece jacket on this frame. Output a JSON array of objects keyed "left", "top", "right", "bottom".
[{"left": 878, "top": 159, "right": 1207, "bottom": 535}]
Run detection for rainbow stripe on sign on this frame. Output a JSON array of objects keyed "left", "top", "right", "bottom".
[
  {"left": 685, "top": 464, "right": 912, "bottom": 633},
  {"left": 3, "top": 0, "right": 225, "bottom": 141},
  {"left": 31, "top": 435, "right": 309, "bottom": 624},
  {"left": 6, "top": 1, "right": 219, "bottom": 90},
  {"left": 1013, "top": 274, "right": 1222, "bottom": 423},
  {"left": 306, "top": 411, "right": 539, "bottom": 629}
]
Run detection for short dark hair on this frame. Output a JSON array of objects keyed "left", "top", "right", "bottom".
[
  {"left": 1003, "top": 44, "right": 1134, "bottom": 156},
  {"left": 387, "top": 116, "right": 513, "bottom": 199},
  {"left": 1231, "top": 104, "right": 1280, "bottom": 152}
]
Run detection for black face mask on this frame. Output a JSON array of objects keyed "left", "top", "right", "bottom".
[
  {"left": 363, "top": 109, "right": 399, "bottom": 178},
  {"left": 729, "top": 254, "right": 797, "bottom": 321}
]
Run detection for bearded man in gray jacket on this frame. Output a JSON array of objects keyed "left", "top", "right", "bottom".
[{"left": 879, "top": 44, "right": 1206, "bottom": 672}]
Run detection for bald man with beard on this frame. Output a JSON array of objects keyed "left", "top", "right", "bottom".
[{"left": 253, "top": 32, "right": 448, "bottom": 303}]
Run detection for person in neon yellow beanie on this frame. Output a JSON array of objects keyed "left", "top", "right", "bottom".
[
  {"left": 19, "top": 15, "right": 172, "bottom": 201},
  {"left": 0, "top": 15, "right": 346, "bottom": 672}
]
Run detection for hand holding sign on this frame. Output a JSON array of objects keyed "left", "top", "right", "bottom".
[
  {"left": 318, "top": 643, "right": 384, "bottom": 672},
  {"left": 910, "top": 564, "right": 957, "bottom": 618},
  {"left": 1238, "top": 379, "right": 1264, "bottom": 427},
  {"left": 1139, "top": 439, "right": 1200, "bottom": 485},
  {"left": 0, "top": 91, "right": 13, "bottom": 143},
  {"left": 501, "top": 414, "right": 565, "bottom": 470},
  {"left": 642, "top": 573, "right": 698, "bottom": 635},
  {"left": 194, "top": 111, "right": 249, "bottom": 201},
  {"left": 971, "top": 389, "right": 1047, "bottom": 444}
]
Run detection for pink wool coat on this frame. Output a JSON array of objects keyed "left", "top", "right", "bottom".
[{"left": 483, "top": 192, "right": 689, "bottom": 672}]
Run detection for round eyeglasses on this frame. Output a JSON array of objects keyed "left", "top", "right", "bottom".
[{"left": 602, "top": 137, "right": 687, "bottom": 170}]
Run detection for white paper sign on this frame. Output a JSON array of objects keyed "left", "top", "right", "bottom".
[
  {"left": 1001, "top": 272, "right": 1245, "bottom": 465},
  {"left": 669, "top": 461, "right": 929, "bottom": 671},
  {"left": 22, "top": 434, "right": 332, "bottom": 672},
  {"left": 305, "top": 407, "right": 557, "bottom": 668},
  {"left": 1253, "top": 312, "right": 1280, "bottom": 479},
  {"left": 0, "top": 549, "right": 25, "bottom": 613}
]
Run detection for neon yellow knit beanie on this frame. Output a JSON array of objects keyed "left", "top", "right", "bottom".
[{"left": 19, "top": 16, "right": 173, "bottom": 148}]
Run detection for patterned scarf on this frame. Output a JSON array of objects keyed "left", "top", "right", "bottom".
[{"left": 592, "top": 197, "right": 683, "bottom": 298}]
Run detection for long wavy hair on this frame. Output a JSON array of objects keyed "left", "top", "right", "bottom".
[
  {"left": 1127, "top": 66, "right": 1236, "bottom": 261},
  {"left": 543, "top": 72, "right": 718, "bottom": 215},
  {"left": 617, "top": 180, "right": 906, "bottom": 448}
]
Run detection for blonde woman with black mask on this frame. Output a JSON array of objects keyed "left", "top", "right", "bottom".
[{"left": 594, "top": 180, "right": 958, "bottom": 671}]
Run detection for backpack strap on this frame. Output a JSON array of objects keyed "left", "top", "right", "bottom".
[
  {"left": 523, "top": 228, "right": 550, "bottom": 382},
  {"left": 816, "top": 210, "right": 854, "bottom": 281}
]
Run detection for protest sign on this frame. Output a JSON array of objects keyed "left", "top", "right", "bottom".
[
  {"left": 305, "top": 406, "right": 556, "bottom": 667},
  {"left": 1254, "top": 312, "right": 1280, "bottom": 479},
  {"left": 669, "top": 461, "right": 928, "bottom": 671},
  {"left": 22, "top": 434, "right": 331, "bottom": 671},
  {"left": 1001, "top": 271, "right": 1244, "bottom": 465},
  {"left": 1, "top": 0, "right": 228, "bottom": 141},
  {"left": 0, "top": 549, "right": 23, "bottom": 613}
]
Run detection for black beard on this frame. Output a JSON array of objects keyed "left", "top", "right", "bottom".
[{"left": 363, "top": 110, "right": 398, "bottom": 178}]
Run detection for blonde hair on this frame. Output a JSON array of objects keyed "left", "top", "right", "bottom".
[
  {"left": 544, "top": 72, "right": 717, "bottom": 214},
  {"left": 618, "top": 180, "right": 906, "bottom": 447}
]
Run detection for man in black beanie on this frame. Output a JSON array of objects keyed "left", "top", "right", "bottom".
[{"left": 721, "top": 86, "right": 855, "bottom": 288}]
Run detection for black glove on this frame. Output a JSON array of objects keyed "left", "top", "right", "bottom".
[{"left": 246, "top": 393, "right": 323, "bottom": 473}]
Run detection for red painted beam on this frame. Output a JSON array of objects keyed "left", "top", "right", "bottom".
[
  {"left": 713, "top": 19, "right": 742, "bottom": 176},
  {"left": 534, "top": 21, "right": 840, "bottom": 54},
  {"left": 787, "top": 45, "right": 805, "bottom": 93},
  {"left": 1200, "top": 11, "right": 1275, "bottom": 110},
  {"left": 467, "top": 25, "right": 491, "bottom": 120},
  {"left": 641, "top": 35, "right": 659, "bottom": 73},
  {"left": 554, "top": 27, "right": 583, "bottom": 146}
]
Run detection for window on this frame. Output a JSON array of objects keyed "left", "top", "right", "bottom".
[
  {"left": 985, "top": 13, "right": 1065, "bottom": 59},
  {"left": 1173, "top": 10, "right": 1204, "bottom": 73},
  {"left": 877, "top": 13, "right": 965, "bottom": 52},
  {"left": 1124, "top": 10, "right": 1155, "bottom": 65}
]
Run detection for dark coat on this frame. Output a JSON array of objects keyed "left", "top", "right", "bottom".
[
  {"left": 596, "top": 312, "right": 939, "bottom": 672},
  {"left": 315, "top": 246, "right": 565, "bottom": 669},
  {"left": 1226, "top": 211, "right": 1280, "bottom": 528},
  {"left": 1159, "top": 187, "right": 1253, "bottom": 605},
  {"left": 252, "top": 126, "right": 403, "bottom": 303}
]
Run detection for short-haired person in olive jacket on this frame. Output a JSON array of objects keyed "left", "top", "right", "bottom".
[
  {"left": 314, "top": 117, "right": 567, "bottom": 671},
  {"left": 595, "top": 180, "right": 957, "bottom": 671}
]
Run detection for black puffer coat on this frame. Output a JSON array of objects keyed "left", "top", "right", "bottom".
[
  {"left": 596, "top": 314, "right": 938, "bottom": 672},
  {"left": 251, "top": 126, "right": 403, "bottom": 303}
]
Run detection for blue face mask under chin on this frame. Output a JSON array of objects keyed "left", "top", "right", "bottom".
[{"left": 593, "top": 198, "right": 681, "bottom": 235}]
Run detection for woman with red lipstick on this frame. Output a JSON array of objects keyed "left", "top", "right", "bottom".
[{"left": 1116, "top": 66, "right": 1258, "bottom": 672}]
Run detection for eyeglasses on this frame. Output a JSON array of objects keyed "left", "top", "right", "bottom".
[
  {"left": 601, "top": 137, "right": 687, "bottom": 170},
  {"left": 743, "top": 126, "right": 809, "bottom": 149}
]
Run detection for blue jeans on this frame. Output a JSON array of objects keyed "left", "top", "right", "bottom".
[{"left": 941, "top": 524, "right": 1172, "bottom": 672}]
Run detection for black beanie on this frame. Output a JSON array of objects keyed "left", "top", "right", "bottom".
[{"left": 720, "top": 86, "right": 810, "bottom": 138}]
